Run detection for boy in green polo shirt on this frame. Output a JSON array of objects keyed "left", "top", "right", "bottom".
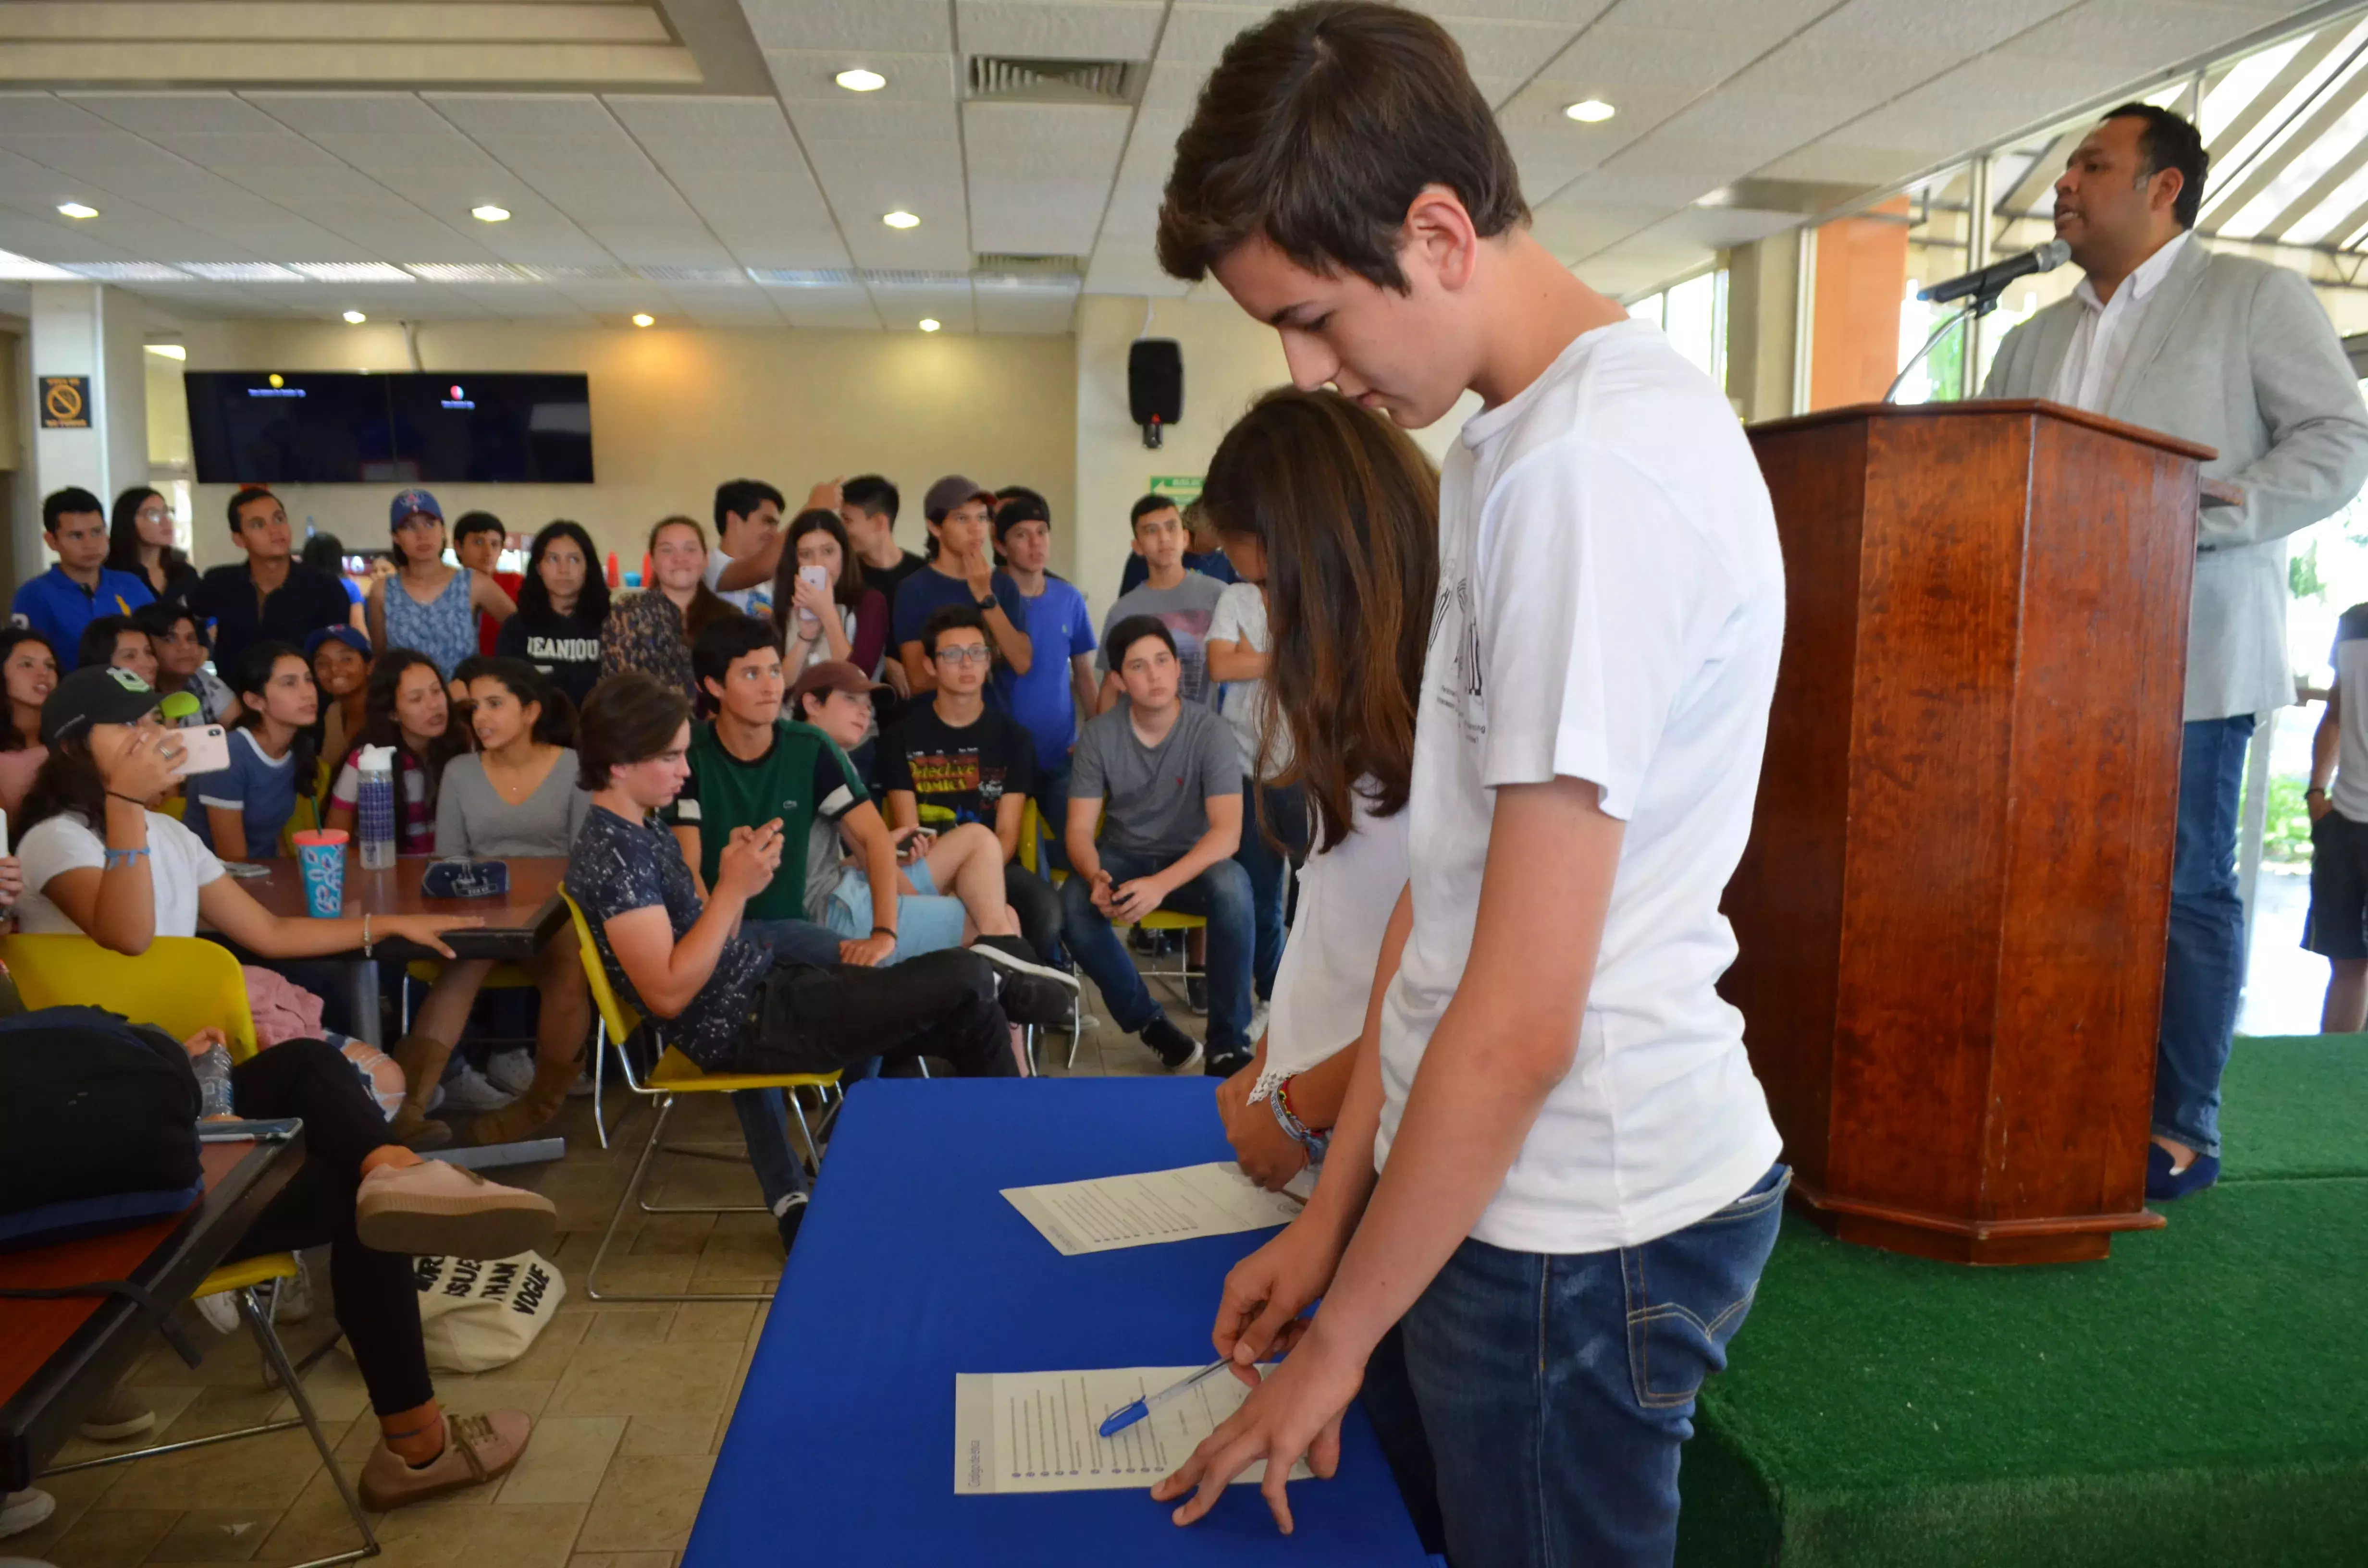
[{"left": 663, "top": 615, "right": 891, "bottom": 966}]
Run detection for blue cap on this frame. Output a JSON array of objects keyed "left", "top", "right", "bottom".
[
  {"left": 306, "top": 625, "right": 371, "bottom": 660},
  {"left": 390, "top": 488, "right": 442, "bottom": 530}
]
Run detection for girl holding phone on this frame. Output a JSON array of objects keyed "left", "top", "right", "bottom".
[{"left": 770, "top": 509, "right": 888, "bottom": 679}]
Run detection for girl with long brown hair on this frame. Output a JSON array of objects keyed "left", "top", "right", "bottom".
[
  {"left": 1196, "top": 385, "right": 1438, "bottom": 1190},
  {"left": 599, "top": 516, "right": 730, "bottom": 708}
]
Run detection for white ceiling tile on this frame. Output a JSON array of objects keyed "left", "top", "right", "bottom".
[
  {"left": 1084, "top": 247, "right": 1192, "bottom": 294},
  {"left": 765, "top": 282, "right": 882, "bottom": 328},
  {"left": 1729, "top": 42, "right": 1958, "bottom": 103},
  {"left": 1756, "top": 142, "right": 1934, "bottom": 184},
  {"left": 740, "top": 0, "right": 955, "bottom": 54},
  {"left": 974, "top": 283, "right": 1079, "bottom": 333},
  {"left": 0, "top": 93, "right": 107, "bottom": 135},
  {"left": 784, "top": 96, "right": 962, "bottom": 142},
  {"left": 1405, "top": 0, "right": 1618, "bottom": 20},
  {"left": 1527, "top": 198, "right": 1670, "bottom": 259},
  {"left": 963, "top": 101, "right": 1130, "bottom": 255},
  {"left": 242, "top": 92, "right": 454, "bottom": 135},
  {"left": 1996, "top": 1, "right": 2287, "bottom": 68},
  {"left": 764, "top": 50, "right": 961, "bottom": 102},
  {"left": 1157, "top": 6, "right": 1275, "bottom": 63},
  {"left": 955, "top": 2, "right": 1167, "bottom": 61},
  {"left": 1653, "top": 90, "right": 1865, "bottom": 148},
  {"left": 61, "top": 91, "right": 286, "bottom": 135},
  {"left": 1811, "top": 0, "right": 2087, "bottom": 55},
  {"left": 865, "top": 278, "right": 976, "bottom": 332},
  {"left": 1599, "top": 0, "right": 1830, "bottom": 34},
  {"left": 1430, "top": 16, "right": 1590, "bottom": 79}
]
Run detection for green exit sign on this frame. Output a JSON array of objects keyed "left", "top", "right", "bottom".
[{"left": 1148, "top": 475, "right": 1202, "bottom": 505}]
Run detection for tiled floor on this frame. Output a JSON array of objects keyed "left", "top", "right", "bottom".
[{"left": 8, "top": 964, "right": 1205, "bottom": 1568}]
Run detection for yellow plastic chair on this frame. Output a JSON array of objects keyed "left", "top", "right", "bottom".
[
  {"left": 276, "top": 793, "right": 322, "bottom": 858},
  {"left": 156, "top": 794, "right": 185, "bottom": 821},
  {"left": 0, "top": 933, "right": 378, "bottom": 1567},
  {"left": 561, "top": 892, "right": 839, "bottom": 1303},
  {"left": 397, "top": 960, "right": 537, "bottom": 1042}
]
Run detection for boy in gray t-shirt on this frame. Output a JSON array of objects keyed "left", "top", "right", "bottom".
[
  {"left": 1061, "top": 615, "right": 1255, "bottom": 1075},
  {"left": 1095, "top": 500, "right": 1229, "bottom": 708}
]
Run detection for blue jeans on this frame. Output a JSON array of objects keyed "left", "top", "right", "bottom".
[
  {"left": 1361, "top": 1164, "right": 1789, "bottom": 1568},
  {"left": 2157, "top": 716, "right": 2255, "bottom": 1156},
  {"left": 1035, "top": 759, "right": 1073, "bottom": 872},
  {"left": 1233, "top": 779, "right": 1309, "bottom": 1001},
  {"left": 1057, "top": 846, "right": 1254, "bottom": 1053}
]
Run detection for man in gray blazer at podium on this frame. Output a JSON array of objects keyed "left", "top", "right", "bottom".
[{"left": 1983, "top": 102, "right": 2368, "bottom": 1200}]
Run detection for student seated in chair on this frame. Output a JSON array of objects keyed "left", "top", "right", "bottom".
[
  {"left": 4, "top": 669, "right": 559, "bottom": 1511},
  {"left": 567, "top": 672, "right": 1074, "bottom": 1248},
  {"left": 182, "top": 641, "right": 315, "bottom": 863},
  {"left": 1058, "top": 616, "right": 1253, "bottom": 1077}
]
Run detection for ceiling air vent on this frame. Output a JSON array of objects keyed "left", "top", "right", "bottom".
[
  {"left": 973, "top": 254, "right": 1084, "bottom": 280},
  {"left": 968, "top": 56, "right": 1147, "bottom": 107}
]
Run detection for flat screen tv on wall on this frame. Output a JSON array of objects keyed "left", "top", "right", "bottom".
[{"left": 185, "top": 371, "right": 593, "bottom": 484}]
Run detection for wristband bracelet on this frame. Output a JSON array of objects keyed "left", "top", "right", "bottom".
[
  {"left": 1270, "top": 1078, "right": 1327, "bottom": 1161},
  {"left": 102, "top": 846, "right": 151, "bottom": 867},
  {"left": 870, "top": 925, "right": 898, "bottom": 942}
]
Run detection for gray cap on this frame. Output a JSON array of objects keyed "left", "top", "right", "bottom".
[{"left": 923, "top": 474, "right": 994, "bottom": 523}]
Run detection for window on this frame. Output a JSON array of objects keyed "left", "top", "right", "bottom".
[{"left": 1628, "top": 269, "right": 1728, "bottom": 390}]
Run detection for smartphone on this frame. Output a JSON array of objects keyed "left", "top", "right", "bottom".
[
  {"left": 170, "top": 724, "right": 231, "bottom": 780},
  {"left": 797, "top": 564, "right": 827, "bottom": 624},
  {"left": 0, "top": 806, "right": 10, "bottom": 859}
]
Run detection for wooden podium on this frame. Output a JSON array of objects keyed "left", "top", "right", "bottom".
[{"left": 1724, "top": 400, "right": 2211, "bottom": 1265}]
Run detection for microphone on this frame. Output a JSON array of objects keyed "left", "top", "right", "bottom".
[{"left": 1917, "top": 241, "right": 2071, "bottom": 305}]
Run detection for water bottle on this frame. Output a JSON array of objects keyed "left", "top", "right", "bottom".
[{"left": 357, "top": 744, "right": 397, "bottom": 870}]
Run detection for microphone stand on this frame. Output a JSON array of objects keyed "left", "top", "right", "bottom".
[{"left": 1882, "top": 281, "right": 2010, "bottom": 404}]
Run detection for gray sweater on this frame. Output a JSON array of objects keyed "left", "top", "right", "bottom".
[{"left": 434, "top": 749, "right": 591, "bottom": 860}]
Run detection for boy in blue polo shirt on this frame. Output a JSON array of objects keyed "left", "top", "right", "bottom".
[{"left": 12, "top": 489, "right": 152, "bottom": 667}]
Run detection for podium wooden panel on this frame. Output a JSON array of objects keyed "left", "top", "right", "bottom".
[{"left": 1725, "top": 401, "right": 2210, "bottom": 1265}]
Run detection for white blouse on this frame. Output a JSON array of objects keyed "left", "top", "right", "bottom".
[{"left": 1253, "top": 788, "right": 1411, "bottom": 1101}]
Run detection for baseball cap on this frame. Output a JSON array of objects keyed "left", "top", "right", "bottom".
[
  {"left": 787, "top": 660, "right": 890, "bottom": 712},
  {"left": 305, "top": 625, "right": 372, "bottom": 660},
  {"left": 993, "top": 491, "right": 1050, "bottom": 539},
  {"left": 43, "top": 665, "right": 163, "bottom": 746},
  {"left": 389, "top": 488, "right": 443, "bottom": 531},
  {"left": 923, "top": 475, "right": 994, "bottom": 523}
]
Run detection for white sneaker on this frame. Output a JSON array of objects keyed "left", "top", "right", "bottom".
[
  {"left": 192, "top": 1291, "right": 238, "bottom": 1334},
  {"left": 484, "top": 1050, "right": 537, "bottom": 1098},
  {"left": 567, "top": 1061, "right": 597, "bottom": 1098},
  {"left": 0, "top": 1488, "right": 54, "bottom": 1540},
  {"left": 437, "top": 1061, "right": 517, "bottom": 1114},
  {"left": 272, "top": 1255, "right": 314, "bottom": 1325}
]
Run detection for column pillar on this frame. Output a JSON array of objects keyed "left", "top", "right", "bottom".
[
  {"left": 26, "top": 281, "right": 148, "bottom": 584},
  {"left": 1724, "top": 234, "right": 1803, "bottom": 424}
]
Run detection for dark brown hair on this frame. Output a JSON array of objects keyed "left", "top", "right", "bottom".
[
  {"left": 1201, "top": 387, "right": 1438, "bottom": 852},
  {"left": 647, "top": 516, "right": 734, "bottom": 642},
  {"left": 2105, "top": 102, "right": 2208, "bottom": 230},
  {"left": 351, "top": 647, "right": 469, "bottom": 794},
  {"left": 773, "top": 508, "right": 867, "bottom": 615},
  {"left": 577, "top": 671, "right": 691, "bottom": 792},
  {"left": 1158, "top": 0, "right": 1528, "bottom": 288}
]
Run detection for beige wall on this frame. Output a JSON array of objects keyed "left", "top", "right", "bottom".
[
  {"left": 1070, "top": 293, "right": 1471, "bottom": 623},
  {"left": 160, "top": 319, "right": 1077, "bottom": 580}
]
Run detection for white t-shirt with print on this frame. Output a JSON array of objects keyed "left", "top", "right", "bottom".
[
  {"left": 1374, "top": 318, "right": 1785, "bottom": 1254},
  {"left": 1209, "top": 580, "right": 1293, "bottom": 780},
  {"left": 1255, "top": 790, "right": 1408, "bottom": 1097},
  {"left": 16, "top": 808, "right": 226, "bottom": 939},
  {"left": 703, "top": 546, "right": 771, "bottom": 617}
]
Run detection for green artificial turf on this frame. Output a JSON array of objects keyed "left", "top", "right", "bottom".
[
  {"left": 2218, "top": 1033, "right": 2368, "bottom": 1182},
  {"left": 1676, "top": 1179, "right": 2368, "bottom": 1567}
]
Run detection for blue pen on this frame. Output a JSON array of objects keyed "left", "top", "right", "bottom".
[{"left": 1098, "top": 1359, "right": 1233, "bottom": 1439}]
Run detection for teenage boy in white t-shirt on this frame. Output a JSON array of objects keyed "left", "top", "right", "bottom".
[{"left": 1147, "top": 6, "right": 1789, "bottom": 1562}]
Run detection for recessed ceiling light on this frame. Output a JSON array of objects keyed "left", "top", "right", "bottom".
[
  {"left": 882, "top": 210, "right": 920, "bottom": 230},
  {"left": 471, "top": 204, "right": 512, "bottom": 223},
  {"left": 631, "top": 312, "right": 654, "bottom": 327},
  {"left": 836, "top": 68, "right": 886, "bottom": 92},
  {"left": 342, "top": 310, "right": 367, "bottom": 324},
  {"left": 918, "top": 318, "right": 941, "bottom": 332},
  {"left": 57, "top": 201, "right": 98, "bottom": 219},
  {"left": 1564, "top": 99, "right": 1616, "bottom": 123}
]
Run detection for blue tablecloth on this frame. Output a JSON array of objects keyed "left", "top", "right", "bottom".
[{"left": 689, "top": 1076, "right": 1430, "bottom": 1567}]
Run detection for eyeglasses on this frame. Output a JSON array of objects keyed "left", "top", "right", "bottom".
[{"left": 934, "top": 646, "right": 992, "bottom": 666}]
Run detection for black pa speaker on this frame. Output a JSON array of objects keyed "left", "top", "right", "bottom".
[{"left": 1128, "top": 339, "right": 1182, "bottom": 448}]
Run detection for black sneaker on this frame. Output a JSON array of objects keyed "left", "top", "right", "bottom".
[
  {"left": 774, "top": 1191, "right": 809, "bottom": 1252},
  {"left": 1205, "top": 1046, "right": 1252, "bottom": 1079},
  {"left": 974, "top": 938, "right": 1079, "bottom": 1028},
  {"left": 1185, "top": 976, "right": 1209, "bottom": 1015},
  {"left": 1141, "top": 1016, "right": 1204, "bottom": 1074},
  {"left": 1130, "top": 927, "right": 1158, "bottom": 955}
]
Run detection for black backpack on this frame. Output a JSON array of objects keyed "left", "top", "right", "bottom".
[{"left": 0, "top": 1005, "right": 203, "bottom": 1246}]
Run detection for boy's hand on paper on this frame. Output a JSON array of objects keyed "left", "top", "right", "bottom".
[
  {"left": 1213, "top": 1219, "right": 1339, "bottom": 1373},
  {"left": 1152, "top": 1323, "right": 1358, "bottom": 1534}
]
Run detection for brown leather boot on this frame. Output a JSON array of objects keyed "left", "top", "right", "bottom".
[
  {"left": 387, "top": 1031, "right": 456, "bottom": 1150},
  {"left": 469, "top": 1052, "right": 579, "bottom": 1146}
]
